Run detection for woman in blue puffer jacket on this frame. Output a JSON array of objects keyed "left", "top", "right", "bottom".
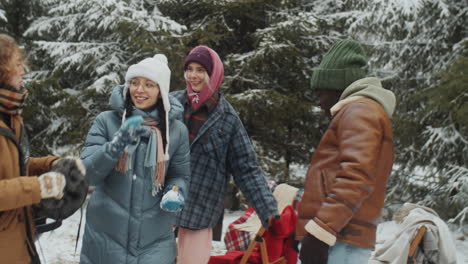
[{"left": 79, "top": 54, "right": 190, "bottom": 264}]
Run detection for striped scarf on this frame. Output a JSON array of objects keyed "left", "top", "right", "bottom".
[
  {"left": 0, "top": 84, "right": 28, "bottom": 115},
  {"left": 184, "top": 91, "right": 219, "bottom": 143},
  {"left": 144, "top": 119, "right": 166, "bottom": 196}
]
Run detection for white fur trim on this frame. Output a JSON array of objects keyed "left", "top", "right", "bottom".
[
  {"left": 71, "top": 157, "right": 86, "bottom": 175},
  {"left": 38, "top": 172, "right": 66, "bottom": 199},
  {"left": 304, "top": 220, "right": 337, "bottom": 246},
  {"left": 330, "top": 95, "right": 366, "bottom": 116}
]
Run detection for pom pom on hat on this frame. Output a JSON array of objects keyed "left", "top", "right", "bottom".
[{"left": 153, "top": 54, "right": 168, "bottom": 65}]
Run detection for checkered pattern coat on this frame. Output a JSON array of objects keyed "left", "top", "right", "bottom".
[{"left": 172, "top": 90, "right": 278, "bottom": 230}]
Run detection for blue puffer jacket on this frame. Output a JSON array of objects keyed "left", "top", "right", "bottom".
[
  {"left": 171, "top": 90, "right": 278, "bottom": 230},
  {"left": 80, "top": 85, "right": 190, "bottom": 264}
]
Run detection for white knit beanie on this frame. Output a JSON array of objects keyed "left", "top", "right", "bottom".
[{"left": 123, "top": 54, "right": 171, "bottom": 160}]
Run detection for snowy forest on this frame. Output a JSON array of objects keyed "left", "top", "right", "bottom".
[{"left": 1, "top": 0, "right": 466, "bottom": 227}]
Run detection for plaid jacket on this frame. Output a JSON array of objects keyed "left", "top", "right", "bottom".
[{"left": 171, "top": 90, "right": 278, "bottom": 230}]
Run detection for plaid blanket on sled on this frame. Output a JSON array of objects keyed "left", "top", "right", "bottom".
[{"left": 224, "top": 187, "right": 304, "bottom": 251}]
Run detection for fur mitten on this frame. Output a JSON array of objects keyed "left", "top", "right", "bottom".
[
  {"left": 34, "top": 157, "right": 88, "bottom": 220},
  {"left": 38, "top": 172, "right": 66, "bottom": 199}
]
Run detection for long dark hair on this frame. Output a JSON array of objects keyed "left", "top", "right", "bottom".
[{"left": 124, "top": 91, "right": 167, "bottom": 149}]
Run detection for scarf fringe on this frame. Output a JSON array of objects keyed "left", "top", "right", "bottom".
[
  {"left": 150, "top": 161, "right": 166, "bottom": 197},
  {"left": 151, "top": 126, "right": 166, "bottom": 196},
  {"left": 114, "top": 119, "right": 166, "bottom": 197},
  {"left": 152, "top": 183, "right": 163, "bottom": 196},
  {"left": 116, "top": 151, "right": 128, "bottom": 173}
]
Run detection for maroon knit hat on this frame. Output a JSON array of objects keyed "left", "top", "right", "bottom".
[{"left": 183, "top": 47, "right": 213, "bottom": 76}]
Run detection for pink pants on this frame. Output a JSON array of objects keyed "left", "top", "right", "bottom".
[{"left": 177, "top": 227, "right": 213, "bottom": 264}]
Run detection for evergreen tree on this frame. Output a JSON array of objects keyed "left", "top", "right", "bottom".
[
  {"left": 9, "top": 0, "right": 465, "bottom": 222},
  {"left": 224, "top": 6, "right": 346, "bottom": 182},
  {"left": 227, "top": 90, "right": 322, "bottom": 184},
  {"left": 344, "top": 0, "right": 467, "bottom": 221},
  {"left": 159, "top": 0, "right": 349, "bottom": 183},
  {"left": 0, "top": 0, "right": 45, "bottom": 40},
  {"left": 159, "top": 0, "right": 291, "bottom": 91},
  {"left": 23, "top": 0, "right": 185, "bottom": 156},
  {"left": 0, "top": 8, "right": 6, "bottom": 22},
  {"left": 415, "top": 54, "right": 468, "bottom": 222}
]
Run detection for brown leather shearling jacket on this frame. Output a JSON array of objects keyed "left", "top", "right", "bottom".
[{"left": 296, "top": 97, "right": 394, "bottom": 249}]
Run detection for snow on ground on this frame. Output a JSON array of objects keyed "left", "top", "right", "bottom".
[
  {"left": 35, "top": 207, "right": 244, "bottom": 263},
  {"left": 36, "top": 207, "right": 467, "bottom": 263}
]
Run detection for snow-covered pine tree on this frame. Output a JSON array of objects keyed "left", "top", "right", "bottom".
[
  {"left": 23, "top": 0, "right": 185, "bottom": 156},
  {"left": 0, "top": 0, "right": 44, "bottom": 40},
  {"left": 228, "top": 89, "right": 322, "bottom": 184},
  {"left": 344, "top": 0, "right": 467, "bottom": 221},
  {"left": 159, "top": 0, "right": 283, "bottom": 55},
  {"left": 160, "top": 0, "right": 345, "bottom": 183},
  {"left": 0, "top": 8, "right": 6, "bottom": 22},
  {"left": 416, "top": 53, "right": 468, "bottom": 225},
  {"left": 224, "top": 5, "right": 347, "bottom": 183}
]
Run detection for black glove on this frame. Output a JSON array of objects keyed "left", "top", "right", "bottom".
[
  {"left": 299, "top": 233, "right": 329, "bottom": 264},
  {"left": 261, "top": 215, "right": 280, "bottom": 229}
]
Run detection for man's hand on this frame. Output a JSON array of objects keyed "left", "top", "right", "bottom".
[{"left": 299, "top": 233, "right": 329, "bottom": 264}]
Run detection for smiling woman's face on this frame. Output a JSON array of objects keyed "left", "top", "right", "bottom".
[
  {"left": 129, "top": 77, "right": 160, "bottom": 110},
  {"left": 185, "top": 62, "right": 208, "bottom": 92}
]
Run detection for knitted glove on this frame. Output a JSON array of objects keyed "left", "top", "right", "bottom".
[
  {"left": 106, "top": 116, "right": 147, "bottom": 156},
  {"left": 38, "top": 172, "right": 66, "bottom": 199},
  {"left": 160, "top": 185, "right": 185, "bottom": 213},
  {"left": 299, "top": 233, "right": 329, "bottom": 264}
]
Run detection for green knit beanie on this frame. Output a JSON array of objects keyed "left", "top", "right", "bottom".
[{"left": 310, "top": 39, "right": 368, "bottom": 91}]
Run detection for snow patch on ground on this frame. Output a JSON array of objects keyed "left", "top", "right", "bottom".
[{"left": 36, "top": 208, "right": 468, "bottom": 263}]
